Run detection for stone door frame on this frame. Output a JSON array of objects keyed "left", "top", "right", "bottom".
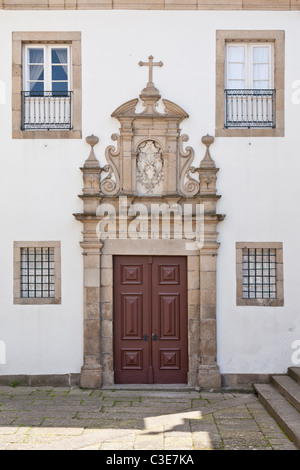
[{"left": 79, "top": 237, "right": 221, "bottom": 389}]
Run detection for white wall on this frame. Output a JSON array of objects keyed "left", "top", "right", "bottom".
[{"left": 0, "top": 9, "right": 299, "bottom": 376}]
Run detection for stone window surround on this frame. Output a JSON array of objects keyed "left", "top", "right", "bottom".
[
  {"left": 13, "top": 241, "right": 61, "bottom": 305},
  {"left": 236, "top": 242, "right": 284, "bottom": 307},
  {"left": 216, "top": 30, "right": 285, "bottom": 138},
  {"left": 12, "top": 31, "right": 82, "bottom": 139}
]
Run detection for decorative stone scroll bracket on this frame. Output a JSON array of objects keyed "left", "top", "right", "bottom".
[
  {"left": 180, "top": 133, "right": 219, "bottom": 197},
  {"left": 82, "top": 132, "right": 220, "bottom": 200},
  {"left": 100, "top": 133, "right": 121, "bottom": 196},
  {"left": 179, "top": 134, "right": 200, "bottom": 197},
  {"left": 81, "top": 133, "right": 121, "bottom": 198}
]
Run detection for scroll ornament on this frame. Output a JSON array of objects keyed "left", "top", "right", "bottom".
[
  {"left": 179, "top": 134, "right": 200, "bottom": 196},
  {"left": 100, "top": 133, "right": 121, "bottom": 196}
]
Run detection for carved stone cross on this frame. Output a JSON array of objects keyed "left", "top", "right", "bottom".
[{"left": 139, "top": 55, "right": 163, "bottom": 84}]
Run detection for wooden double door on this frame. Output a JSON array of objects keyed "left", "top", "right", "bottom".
[{"left": 113, "top": 256, "right": 188, "bottom": 384}]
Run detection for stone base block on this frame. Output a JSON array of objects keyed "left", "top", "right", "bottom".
[
  {"left": 79, "top": 365, "right": 103, "bottom": 389},
  {"left": 198, "top": 365, "right": 221, "bottom": 389},
  {"left": 0, "top": 374, "right": 80, "bottom": 387}
]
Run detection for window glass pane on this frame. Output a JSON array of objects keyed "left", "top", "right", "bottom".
[
  {"left": 228, "top": 46, "right": 245, "bottom": 63},
  {"left": 253, "top": 47, "right": 269, "bottom": 64},
  {"left": 253, "top": 64, "right": 269, "bottom": 81},
  {"left": 52, "top": 81, "right": 68, "bottom": 93},
  {"left": 253, "top": 80, "right": 270, "bottom": 89},
  {"left": 228, "top": 63, "right": 245, "bottom": 81},
  {"left": 227, "top": 80, "right": 245, "bottom": 89},
  {"left": 29, "top": 81, "right": 44, "bottom": 93},
  {"left": 51, "top": 48, "right": 68, "bottom": 64},
  {"left": 52, "top": 65, "right": 68, "bottom": 81},
  {"left": 29, "top": 64, "right": 44, "bottom": 82},
  {"left": 28, "top": 48, "right": 44, "bottom": 64},
  {"left": 227, "top": 46, "right": 245, "bottom": 89},
  {"left": 20, "top": 246, "right": 55, "bottom": 299},
  {"left": 241, "top": 247, "right": 277, "bottom": 300}
]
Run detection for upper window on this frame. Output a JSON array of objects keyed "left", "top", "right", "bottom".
[
  {"left": 226, "top": 43, "right": 273, "bottom": 90},
  {"left": 22, "top": 45, "right": 72, "bottom": 131},
  {"left": 12, "top": 32, "right": 82, "bottom": 139},
  {"left": 24, "top": 45, "right": 70, "bottom": 96},
  {"left": 225, "top": 42, "right": 275, "bottom": 130},
  {"left": 216, "top": 31, "right": 285, "bottom": 137}
]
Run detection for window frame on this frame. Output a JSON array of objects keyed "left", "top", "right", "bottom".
[
  {"left": 14, "top": 241, "right": 61, "bottom": 305},
  {"left": 226, "top": 42, "right": 274, "bottom": 90},
  {"left": 216, "top": 30, "right": 285, "bottom": 137},
  {"left": 12, "top": 31, "right": 81, "bottom": 139},
  {"left": 23, "top": 44, "right": 71, "bottom": 95},
  {"left": 236, "top": 242, "right": 284, "bottom": 307}
]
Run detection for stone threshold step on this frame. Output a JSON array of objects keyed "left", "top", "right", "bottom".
[
  {"left": 289, "top": 367, "right": 300, "bottom": 386},
  {"left": 254, "top": 383, "right": 300, "bottom": 449},
  {"left": 271, "top": 375, "right": 300, "bottom": 412},
  {"left": 102, "top": 384, "right": 197, "bottom": 392}
]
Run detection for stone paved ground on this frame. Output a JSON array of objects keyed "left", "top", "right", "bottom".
[{"left": 0, "top": 386, "right": 297, "bottom": 450}]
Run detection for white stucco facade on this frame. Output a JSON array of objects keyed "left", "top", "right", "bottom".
[{"left": 0, "top": 9, "right": 299, "bottom": 381}]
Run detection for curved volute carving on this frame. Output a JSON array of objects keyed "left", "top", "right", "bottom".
[
  {"left": 179, "top": 134, "right": 200, "bottom": 196},
  {"left": 100, "top": 133, "right": 121, "bottom": 196}
]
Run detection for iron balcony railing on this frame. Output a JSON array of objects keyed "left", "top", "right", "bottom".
[
  {"left": 21, "top": 91, "right": 72, "bottom": 131},
  {"left": 225, "top": 89, "right": 276, "bottom": 129}
]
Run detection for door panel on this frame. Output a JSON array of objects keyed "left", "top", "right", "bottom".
[
  {"left": 114, "top": 257, "right": 151, "bottom": 384},
  {"left": 113, "top": 256, "right": 188, "bottom": 384},
  {"left": 151, "top": 257, "right": 188, "bottom": 384}
]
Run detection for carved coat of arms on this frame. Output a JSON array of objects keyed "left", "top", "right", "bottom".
[{"left": 136, "top": 140, "right": 164, "bottom": 193}]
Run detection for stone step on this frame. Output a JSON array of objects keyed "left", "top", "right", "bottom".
[
  {"left": 253, "top": 383, "right": 300, "bottom": 449},
  {"left": 271, "top": 375, "right": 300, "bottom": 412},
  {"left": 288, "top": 367, "right": 300, "bottom": 386}
]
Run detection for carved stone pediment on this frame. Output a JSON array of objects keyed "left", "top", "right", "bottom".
[{"left": 99, "top": 56, "right": 199, "bottom": 197}]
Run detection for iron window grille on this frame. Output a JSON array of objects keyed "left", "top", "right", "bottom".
[
  {"left": 21, "top": 247, "right": 55, "bottom": 298},
  {"left": 242, "top": 248, "right": 276, "bottom": 299},
  {"left": 21, "top": 91, "right": 72, "bottom": 131},
  {"left": 225, "top": 89, "right": 276, "bottom": 129}
]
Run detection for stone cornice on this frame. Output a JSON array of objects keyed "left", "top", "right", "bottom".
[{"left": 1, "top": 0, "right": 300, "bottom": 10}]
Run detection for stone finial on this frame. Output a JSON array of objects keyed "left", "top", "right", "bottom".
[
  {"left": 139, "top": 55, "right": 163, "bottom": 111},
  {"left": 84, "top": 134, "right": 100, "bottom": 168},
  {"left": 200, "top": 134, "right": 216, "bottom": 169}
]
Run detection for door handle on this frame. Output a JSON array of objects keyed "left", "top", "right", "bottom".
[
  {"left": 143, "top": 334, "right": 149, "bottom": 342},
  {"left": 152, "top": 333, "right": 159, "bottom": 342}
]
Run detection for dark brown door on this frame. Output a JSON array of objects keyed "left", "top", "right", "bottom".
[{"left": 113, "top": 256, "right": 188, "bottom": 384}]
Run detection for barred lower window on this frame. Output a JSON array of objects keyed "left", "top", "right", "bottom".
[
  {"left": 242, "top": 248, "right": 276, "bottom": 299},
  {"left": 14, "top": 241, "right": 61, "bottom": 305},
  {"left": 21, "top": 247, "right": 55, "bottom": 298},
  {"left": 236, "top": 242, "right": 283, "bottom": 307}
]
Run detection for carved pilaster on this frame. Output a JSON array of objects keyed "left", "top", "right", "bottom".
[
  {"left": 196, "top": 136, "right": 224, "bottom": 389},
  {"left": 79, "top": 241, "right": 103, "bottom": 389}
]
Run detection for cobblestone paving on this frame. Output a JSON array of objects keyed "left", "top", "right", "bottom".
[{"left": 0, "top": 386, "right": 297, "bottom": 450}]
